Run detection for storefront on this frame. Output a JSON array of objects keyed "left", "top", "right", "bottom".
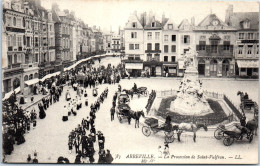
[
  {"left": 125, "top": 63, "right": 143, "bottom": 77},
  {"left": 143, "top": 61, "right": 163, "bottom": 77},
  {"left": 163, "top": 63, "right": 178, "bottom": 77},
  {"left": 236, "top": 60, "right": 259, "bottom": 77}
]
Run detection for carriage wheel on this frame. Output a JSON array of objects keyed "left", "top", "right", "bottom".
[
  {"left": 223, "top": 136, "right": 234, "bottom": 146},
  {"left": 142, "top": 126, "right": 151, "bottom": 137},
  {"left": 165, "top": 135, "right": 174, "bottom": 143},
  {"left": 214, "top": 129, "right": 224, "bottom": 140}
]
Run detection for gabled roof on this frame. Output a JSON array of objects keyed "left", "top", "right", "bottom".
[
  {"left": 163, "top": 17, "right": 177, "bottom": 30},
  {"left": 124, "top": 13, "right": 143, "bottom": 29},
  {"left": 229, "top": 12, "right": 259, "bottom": 30},
  {"left": 197, "top": 14, "right": 228, "bottom": 27},
  {"left": 178, "top": 19, "right": 192, "bottom": 30}
]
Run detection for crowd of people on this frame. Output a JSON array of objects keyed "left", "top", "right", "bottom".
[
  {"left": 2, "top": 75, "right": 65, "bottom": 156},
  {"left": 3, "top": 58, "right": 126, "bottom": 163},
  {"left": 67, "top": 88, "right": 113, "bottom": 164}
]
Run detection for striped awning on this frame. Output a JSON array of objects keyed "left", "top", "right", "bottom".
[{"left": 236, "top": 60, "right": 259, "bottom": 68}]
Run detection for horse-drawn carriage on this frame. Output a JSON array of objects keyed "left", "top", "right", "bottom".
[
  {"left": 117, "top": 93, "right": 130, "bottom": 105},
  {"left": 116, "top": 103, "right": 131, "bottom": 123},
  {"left": 237, "top": 91, "right": 256, "bottom": 110},
  {"left": 142, "top": 117, "right": 177, "bottom": 143},
  {"left": 123, "top": 87, "right": 148, "bottom": 97},
  {"left": 214, "top": 124, "right": 254, "bottom": 146}
]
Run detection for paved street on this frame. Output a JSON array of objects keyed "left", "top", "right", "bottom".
[{"left": 4, "top": 57, "right": 259, "bottom": 164}]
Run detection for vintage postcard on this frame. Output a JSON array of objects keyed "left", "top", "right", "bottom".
[{"left": 1, "top": 0, "right": 259, "bottom": 164}]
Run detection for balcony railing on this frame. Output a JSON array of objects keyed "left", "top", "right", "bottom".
[
  {"left": 21, "top": 62, "right": 39, "bottom": 68},
  {"left": 145, "top": 50, "right": 161, "bottom": 53},
  {"left": 196, "top": 45, "right": 233, "bottom": 57},
  {"left": 11, "top": 63, "right": 21, "bottom": 68}
]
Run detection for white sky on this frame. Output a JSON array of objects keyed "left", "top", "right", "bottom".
[{"left": 41, "top": 0, "right": 259, "bottom": 33}]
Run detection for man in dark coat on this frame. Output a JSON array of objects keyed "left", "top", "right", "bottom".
[
  {"left": 105, "top": 150, "right": 113, "bottom": 164},
  {"left": 110, "top": 107, "right": 115, "bottom": 121}
]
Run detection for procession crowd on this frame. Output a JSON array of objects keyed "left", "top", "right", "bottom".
[
  {"left": 2, "top": 58, "right": 126, "bottom": 163},
  {"left": 2, "top": 75, "right": 65, "bottom": 160}
]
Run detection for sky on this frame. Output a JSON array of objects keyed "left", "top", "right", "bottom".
[{"left": 41, "top": 0, "right": 259, "bottom": 33}]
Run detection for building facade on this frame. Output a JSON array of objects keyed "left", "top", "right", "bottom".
[
  {"left": 162, "top": 17, "right": 179, "bottom": 77},
  {"left": 194, "top": 14, "right": 236, "bottom": 77},
  {"left": 225, "top": 5, "right": 259, "bottom": 78},
  {"left": 124, "top": 12, "right": 144, "bottom": 77}
]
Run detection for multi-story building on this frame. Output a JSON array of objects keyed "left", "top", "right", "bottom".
[
  {"left": 104, "top": 33, "right": 112, "bottom": 53},
  {"left": 162, "top": 17, "right": 179, "bottom": 76},
  {"left": 111, "top": 34, "right": 121, "bottom": 53},
  {"left": 52, "top": 4, "right": 75, "bottom": 69},
  {"left": 3, "top": 0, "right": 26, "bottom": 94},
  {"left": 124, "top": 12, "right": 144, "bottom": 77},
  {"left": 225, "top": 5, "right": 259, "bottom": 78},
  {"left": 194, "top": 14, "right": 236, "bottom": 77},
  {"left": 143, "top": 12, "right": 164, "bottom": 76}
]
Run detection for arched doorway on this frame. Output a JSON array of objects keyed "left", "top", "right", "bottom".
[
  {"left": 24, "top": 75, "right": 28, "bottom": 81},
  {"left": 210, "top": 59, "right": 218, "bottom": 76},
  {"left": 222, "top": 59, "right": 230, "bottom": 77},
  {"left": 13, "top": 78, "right": 20, "bottom": 89},
  {"left": 198, "top": 59, "right": 205, "bottom": 75},
  {"left": 34, "top": 73, "right": 38, "bottom": 79}
]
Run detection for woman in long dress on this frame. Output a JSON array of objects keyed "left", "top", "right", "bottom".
[{"left": 38, "top": 103, "right": 46, "bottom": 119}]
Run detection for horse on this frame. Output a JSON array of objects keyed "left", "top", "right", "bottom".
[
  {"left": 176, "top": 122, "right": 208, "bottom": 142},
  {"left": 128, "top": 110, "right": 145, "bottom": 128},
  {"left": 237, "top": 91, "right": 245, "bottom": 102},
  {"left": 246, "top": 117, "right": 258, "bottom": 136}
]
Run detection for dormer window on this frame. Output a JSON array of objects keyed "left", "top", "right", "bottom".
[
  {"left": 132, "top": 22, "right": 137, "bottom": 28},
  {"left": 151, "top": 22, "right": 155, "bottom": 27},
  {"left": 168, "top": 24, "right": 173, "bottom": 30},
  {"left": 243, "top": 20, "right": 250, "bottom": 29}
]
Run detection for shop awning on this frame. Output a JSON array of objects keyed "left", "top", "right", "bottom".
[
  {"left": 236, "top": 60, "right": 259, "bottom": 68},
  {"left": 25, "top": 79, "right": 40, "bottom": 86},
  {"left": 125, "top": 63, "right": 143, "bottom": 70},
  {"left": 178, "top": 61, "right": 185, "bottom": 69},
  {"left": 163, "top": 63, "right": 177, "bottom": 67}
]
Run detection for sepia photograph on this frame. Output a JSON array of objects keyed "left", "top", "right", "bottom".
[{"left": 1, "top": 0, "right": 259, "bottom": 164}]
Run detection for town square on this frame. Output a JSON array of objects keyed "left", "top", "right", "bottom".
[{"left": 1, "top": 0, "right": 259, "bottom": 164}]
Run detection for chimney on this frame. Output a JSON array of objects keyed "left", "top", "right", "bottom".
[
  {"left": 118, "top": 26, "right": 121, "bottom": 35},
  {"left": 225, "top": 4, "right": 233, "bottom": 25},
  {"left": 162, "top": 12, "right": 165, "bottom": 24},
  {"left": 143, "top": 12, "right": 147, "bottom": 27},
  {"left": 191, "top": 17, "right": 195, "bottom": 26}
]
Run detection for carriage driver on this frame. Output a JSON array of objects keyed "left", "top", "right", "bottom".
[
  {"left": 133, "top": 83, "right": 137, "bottom": 92},
  {"left": 159, "top": 113, "right": 172, "bottom": 131}
]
